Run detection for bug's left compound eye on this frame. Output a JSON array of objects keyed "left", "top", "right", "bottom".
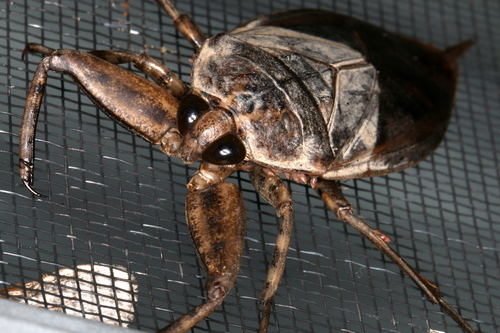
[
  {"left": 177, "top": 93, "right": 209, "bottom": 135},
  {"left": 202, "top": 133, "right": 246, "bottom": 165}
]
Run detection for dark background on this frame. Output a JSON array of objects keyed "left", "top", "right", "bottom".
[{"left": 0, "top": 0, "right": 498, "bottom": 332}]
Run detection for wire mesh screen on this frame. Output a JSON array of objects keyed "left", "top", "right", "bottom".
[{"left": 0, "top": 0, "right": 498, "bottom": 332}]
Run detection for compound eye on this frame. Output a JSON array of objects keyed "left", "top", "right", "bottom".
[
  {"left": 177, "top": 94, "right": 209, "bottom": 135},
  {"left": 202, "top": 133, "right": 246, "bottom": 165}
]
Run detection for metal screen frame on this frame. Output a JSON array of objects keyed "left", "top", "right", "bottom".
[{"left": 0, "top": 0, "right": 498, "bottom": 332}]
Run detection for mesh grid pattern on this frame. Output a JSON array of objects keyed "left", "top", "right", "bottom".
[{"left": 0, "top": 0, "right": 499, "bottom": 332}]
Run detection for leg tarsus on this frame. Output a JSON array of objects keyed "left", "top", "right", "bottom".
[
  {"left": 314, "top": 178, "right": 476, "bottom": 333},
  {"left": 156, "top": 298, "right": 223, "bottom": 333},
  {"left": 258, "top": 300, "right": 272, "bottom": 333}
]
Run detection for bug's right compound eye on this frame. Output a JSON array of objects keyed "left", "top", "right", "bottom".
[
  {"left": 202, "top": 133, "right": 246, "bottom": 165},
  {"left": 177, "top": 94, "right": 209, "bottom": 136}
]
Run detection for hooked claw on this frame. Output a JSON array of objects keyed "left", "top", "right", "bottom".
[
  {"left": 22, "top": 178, "right": 44, "bottom": 197},
  {"left": 20, "top": 159, "right": 44, "bottom": 197}
]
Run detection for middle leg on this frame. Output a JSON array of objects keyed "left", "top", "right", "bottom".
[{"left": 249, "top": 168, "right": 294, "bottom": 333}]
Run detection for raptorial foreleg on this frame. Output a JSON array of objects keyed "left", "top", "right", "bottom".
[{"left": 20, "top": 45, "right": 183, "bottom": 196}]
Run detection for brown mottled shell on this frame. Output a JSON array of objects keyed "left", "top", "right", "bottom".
[{"left": 191, "top": 9, "right": 461, "bottom": 180}]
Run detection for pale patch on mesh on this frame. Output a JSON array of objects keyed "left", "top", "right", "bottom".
[{"left": 1, "top": 264, "right": 138, "bottom": 327}]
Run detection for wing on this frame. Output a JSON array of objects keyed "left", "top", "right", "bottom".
[
  {"left": 192, "top": 25, "right": 379, "bottom": 175},
  {"left": 234, "top": 9, "right": 460, "bottom": 179}
]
